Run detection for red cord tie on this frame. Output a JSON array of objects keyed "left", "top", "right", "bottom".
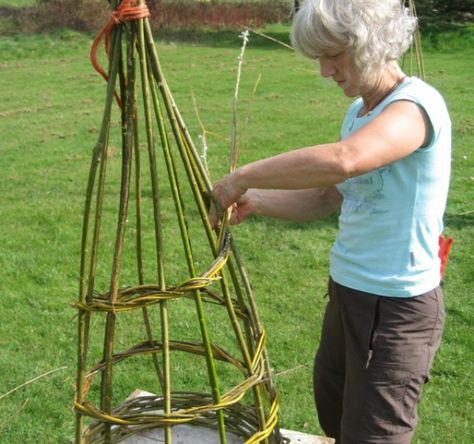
[
  {"left": 438, "top": 234, "right": 454, "bottom": 281},
  {"left": 90, "top": 0, "right": 151, "bottom": 106}
]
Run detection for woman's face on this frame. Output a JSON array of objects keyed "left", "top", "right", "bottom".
[{"left": 318, "top": 48, "right": 361, "bottom": 97}]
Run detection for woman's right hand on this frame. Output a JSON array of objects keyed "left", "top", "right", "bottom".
[{"left": 209, "top": 189, "right": 256, "bottom": 228}]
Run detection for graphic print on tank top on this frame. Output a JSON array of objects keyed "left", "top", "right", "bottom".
[{"left": 338, "top": 165, "right": 392, "bottom": 221}]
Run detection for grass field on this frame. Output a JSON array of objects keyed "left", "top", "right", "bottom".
[
  {"left": 0, "top": 0, "right": 34, "bottom": 6},
  {"left": 0, "top": 24, "right": 473, "bottom": 443}
]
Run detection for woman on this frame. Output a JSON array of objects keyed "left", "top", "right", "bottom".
[{"left": 211, "top": 0, "right": 450, "bottom": 443}]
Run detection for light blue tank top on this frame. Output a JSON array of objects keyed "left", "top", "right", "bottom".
[{"left": 329, "top": 76, "right": 451, "bottom": 297}]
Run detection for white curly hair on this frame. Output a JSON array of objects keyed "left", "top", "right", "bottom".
[{"left": 291, "top": 0, "right": 417, "bottom": 81}]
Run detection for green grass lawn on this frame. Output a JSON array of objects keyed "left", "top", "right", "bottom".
[
  {"left": 0, "top": 25, "right": 473, "bottom": 443},
  {"left": 0, "top": 0, "right": 35, "bottom": 7}
]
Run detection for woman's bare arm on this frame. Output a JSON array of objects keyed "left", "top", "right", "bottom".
[{"left": 213, "top": 100, "right": 429, "bottom": 210}]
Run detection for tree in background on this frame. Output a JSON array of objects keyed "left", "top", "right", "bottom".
[
  {"left": 32, "top": 0, "right": 474, "bottom": 23},
  {"left": 413, "top": 0, "right": 474, "bottom": 29},
  {"left": 10, "top": 0, "right": 474, "bottom": 35}
]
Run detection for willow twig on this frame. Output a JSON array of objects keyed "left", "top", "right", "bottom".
[
  {"left": 192, "top": 92, "right": 210, "bottom": 177},
  {"left": 0, "top": 399, "right": 29, "bottom": 429},
  {"left": 191, "top": 92, "right": 227, "bottom": 178},
  {"left": 217, "top": 30, "right": 251, "bottom": 249},
  {"left": 243, "top": 26, "right": 293, "bottom": 51},
  {"left": 0, "top": 367, "right": 67, "bottom": 401},
  {"left": 99, "top": 24, "right": 133, "bottom": 442},
  {"left": 403, "top": 0, "right": 425, "bottom": 79},
  {"left": 230, "top": 29, "right": 250, "bottom": 173},
  {"left": 144, "top": 22, "right": 229, "bottom": 441}
]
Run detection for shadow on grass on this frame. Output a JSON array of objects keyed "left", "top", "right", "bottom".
[
  {"left": 444, "top": 211, "right": 474, "bottom": 229},
  {"left": 252, "top": 211, "right": 340, "bottom": 232},
  {"left": 445, "top": 306, "right": 473, "bottom": 325}
]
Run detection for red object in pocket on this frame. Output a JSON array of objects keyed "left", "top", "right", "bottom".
[{"left": 438, "top": 235, "right": 454, "bottom": 281}]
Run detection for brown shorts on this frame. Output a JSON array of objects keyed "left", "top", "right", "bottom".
[{"left": 313, "top": 278, "right": 445, "bottom": 444}]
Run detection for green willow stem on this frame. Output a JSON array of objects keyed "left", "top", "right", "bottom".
[
  {"left": 406, "top": 0, "right": 425, "bottom": 79},
  {"left": 143, "top": 22, "right": 222, "bottom": 210},
  {"left": 130, "top": 19, "right": 166, "bottom": 400},
  {"left": 144, "top": 30, "right": 270, "bottom": 440},
  {"left": 217, "top": 28, "right": 270, "bottom": 441},
  {"left": 76, "top": 23, "right": 122, "bottom": 443},
  {"left": 146, "top": 55, "right": 228, "bottom": 443},
  {"left": 143, "top": 20, "right": 271, "bottom": 439},
  {"left": 229, "top": 241, "right": 280, "bottom": 443},
  {"left": 143, "top": 19, "right": 228, "bottom": 437},
  {"left": 131, "top": 24, "right": 164, "bottom": 391},
  {"left": 414, "top": 28, "right": 425, "bottom": 79},
  {"left": 136, "top": 16, "right": 172, "bottom": 443},
  {"left": 100, "top": 25, "right": 135, "bottom": 442}
]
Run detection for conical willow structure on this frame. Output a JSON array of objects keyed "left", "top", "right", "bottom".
[
  {"left": 403, "top": 0, "right": 425, "bottom": 79},
  {"left": 73, "top": 1, "right": 283, "bottom": 443}
]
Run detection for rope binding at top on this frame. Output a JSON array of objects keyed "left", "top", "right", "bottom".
[{"left": 90, "top": 0, "right": 151, "bottom": 106}]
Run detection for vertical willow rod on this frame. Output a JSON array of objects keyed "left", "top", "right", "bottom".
[
  {"left": 144, "top": 22, "right": 270, "bottom": 439},
  {"left": 100, "top": 24, "right": 135, "bottom": 442},
  {"left": 136, "top": 12, "right": 172, "bottom": 443},
  {"left": 408, "top": 0, "right": 425, "bottom": 79},
  {"left": 76, "top": 23, "right": 122, "bottom": 443},
  {"left": 169, "top": 27, "right": 269, "bottom": 438},
  {"left": 130, "top": 18, "right": 166, "bottom": 398},
  {"left": 143, "top": 22, "right": 217, "bottom": 200},
  {"left": 161, "top": 122, "right": 271, "bottom": 439},
  {"left": 147, "top": 63, "right": 228, "bottom": 442},
  {"left": 230, "top": 241, "right": 281, "bottom": 443}
]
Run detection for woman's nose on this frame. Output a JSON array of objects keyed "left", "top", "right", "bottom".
[{"left": 319, "top": 58, "right": 336, "bottom": 78}]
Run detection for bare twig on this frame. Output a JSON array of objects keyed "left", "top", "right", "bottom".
[
  {"left": 273, "top": 363, "right": 310, "bottom": 378},
  {"left": 0, "top": 367, "right": 67, "bottom": 402},
  {"left": 240, "top": 73, "right": 262, "bottom": 151},
  {"left": 192, "top": 92, "right": 211, "bottom": 176},
  {"left": 243, "top": 26, "right": 294, "bottom": 51},
  {"left": 218, "top": 29, "right": 251, "bottom": 248},
  {"left": 230, "top": 29, "right": 250, "bottom": 173},
  {"left": 191, "top": 92, "right": 227, "bottom": 178},
  {"left": 261, "top": 363, "right": 311, "bottom": 385},
  {"left": 0, "top": 399, "right": 29, "bottom": 429}
]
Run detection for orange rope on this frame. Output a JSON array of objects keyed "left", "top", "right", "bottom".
[{"left": 90, "top": 0, "right": 150, "bottom": 107}]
